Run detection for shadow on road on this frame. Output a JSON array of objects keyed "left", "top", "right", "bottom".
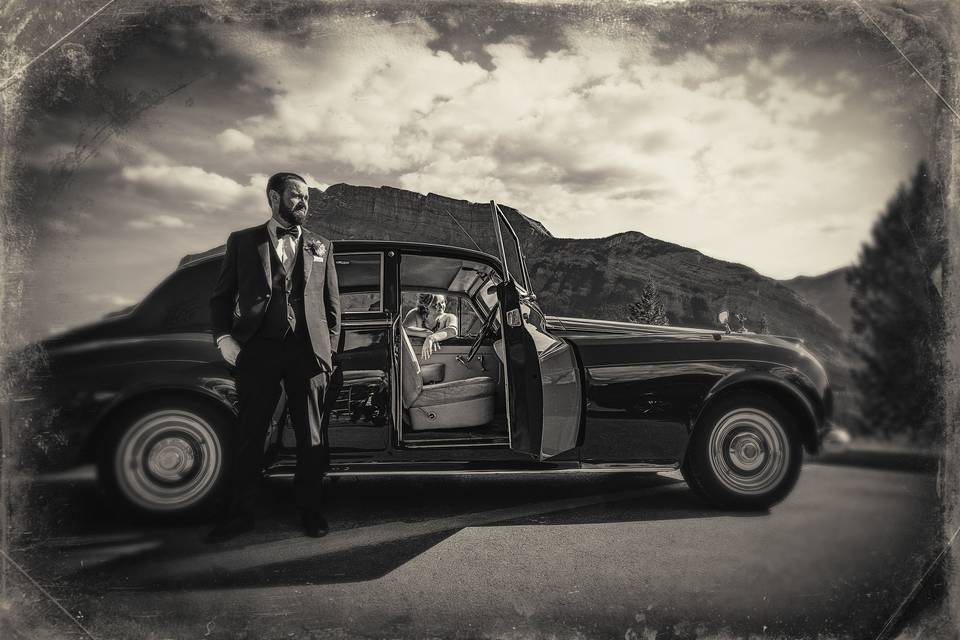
[{"left": 11, "top": 472, "right": 764, "bottom": 590}]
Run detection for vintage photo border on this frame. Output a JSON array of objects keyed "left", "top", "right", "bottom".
[{"left": 0, "top": 0, "right": 957, "bottom": 636}]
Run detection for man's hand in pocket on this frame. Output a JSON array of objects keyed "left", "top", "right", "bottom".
[{"left": 218, "top": 336, "right": 242, "bottom": 366}]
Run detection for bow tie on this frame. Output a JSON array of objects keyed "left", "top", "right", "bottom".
[{"left": 275, "top": 225, "right": 300, "bottom": 239}]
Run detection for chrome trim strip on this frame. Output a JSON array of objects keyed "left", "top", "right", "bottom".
[
  {"left": 580, "top": 463, "right": 680, "bottom": 471},
  {"left": 47, "top": 333, "right": 214, "bottom": 355},
  {"left": 401, "top": 439, "right": 509, "bottom": 449},
  {"left": 586, "top": 359, "right": 799, "bottom": 370},
  {"left": 266, "top": 465, "right": 678, "bottom": 478}
]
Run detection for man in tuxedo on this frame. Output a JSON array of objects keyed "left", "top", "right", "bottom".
[{"left": 206, "top": 172, "right": 340, "bottom": 542}]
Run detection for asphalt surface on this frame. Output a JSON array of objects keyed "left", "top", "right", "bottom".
[{"left": 0, "top": 461, "right": 944, "bottom": 640}]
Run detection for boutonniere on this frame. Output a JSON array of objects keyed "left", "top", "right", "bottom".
[{"left": 306, "top": 239, "right": 326, "bottom": 262}]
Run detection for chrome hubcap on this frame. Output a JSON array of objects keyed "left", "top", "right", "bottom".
[
  {"left": 728, "top": 432, "right": 765, "bottom": 472},
  {"left": 115, "top": 410, "right": 222, "bottom": 511},
  {"left": 146, "top": 437, "right": 197, "bottom": 482},
  {"left": 708, "top": 407, "right": 788, "bottom": 495}
]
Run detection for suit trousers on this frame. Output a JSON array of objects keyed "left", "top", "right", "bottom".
[{"left": 229, "top": 330, "right": 330, "bottom": 517}]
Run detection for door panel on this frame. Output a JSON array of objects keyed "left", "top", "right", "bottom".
[
  {"left": 498, "top": 280, "right": 542, "bottom": 458},
  {"left": 538, "top": 337, "right": 582, "bottom": 457},
  {"left": 498, "top": 281, "right": 582, "bottom": 460},
  {"left": 405, "top": 339, "right": 500, "bottom": 384},
  {"left": 491, "top": 200, "right": 582, "bottom": 461}
]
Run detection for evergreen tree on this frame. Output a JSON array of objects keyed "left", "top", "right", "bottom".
[
  {"left": 846, "top": 161, "right": 945, "bottom": 443},
  {"left": 629, "top": 281, "right": 670, "bottom": 326},
  {"left": 758, "top": 313, "right": 769, "bottom": 335}
]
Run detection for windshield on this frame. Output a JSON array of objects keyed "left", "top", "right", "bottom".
[{"left": 429, "top": 199, "right": 531, "bottom": 297}]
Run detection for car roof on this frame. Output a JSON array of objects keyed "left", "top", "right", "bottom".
[{"left": 177, "top": 240, "right": 502, "bottom": 271}]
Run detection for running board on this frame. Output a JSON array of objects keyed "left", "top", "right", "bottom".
[
  {"left": 400, "top": 438, "right": 510, "bottom": 449},
  {"left": 265, "top": 463, "right": 679, "bottom": 479}
]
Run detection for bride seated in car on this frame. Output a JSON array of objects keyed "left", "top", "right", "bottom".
[{"left": 403, "top": 293, "right": 459, "bottom": 360}]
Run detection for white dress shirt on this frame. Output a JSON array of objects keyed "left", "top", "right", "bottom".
[{"left": 266, "top": 217, "right": 301, "bottom": 273}]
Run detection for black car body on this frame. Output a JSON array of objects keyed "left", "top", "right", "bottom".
[{"left": 23, "top": 204, "right": 833, "bottom": 516}]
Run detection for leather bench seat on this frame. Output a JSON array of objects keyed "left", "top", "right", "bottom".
[{"left": 411, "top": 376, "right": 495, "bottom": 407}]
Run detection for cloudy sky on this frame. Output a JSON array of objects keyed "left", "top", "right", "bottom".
[{"left": 20, "top": 3, "right": 935, "bottom": 339}]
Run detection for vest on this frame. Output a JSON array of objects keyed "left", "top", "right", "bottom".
[{"left": 257, "top": 239, "right": 308, "bottom": 340}]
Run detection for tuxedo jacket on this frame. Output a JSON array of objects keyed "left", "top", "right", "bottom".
[{"left": 209, "top": 222, "right": 341, "bottom": 370}]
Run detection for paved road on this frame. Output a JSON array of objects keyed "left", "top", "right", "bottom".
[{"left": 1, "top": 462, "right": 943, "bottom": 639}]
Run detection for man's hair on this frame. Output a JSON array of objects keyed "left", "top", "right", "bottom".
[{"left": 266, "top": 172, "right": 307, "bottom": 204}]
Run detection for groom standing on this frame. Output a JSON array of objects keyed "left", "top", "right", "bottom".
[{"left": 206, "top": 172, "right": 340, "bottom": 542}]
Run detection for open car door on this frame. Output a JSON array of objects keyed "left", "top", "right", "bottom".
[{"left": 491, "top": 202, "right": 583, "bottom": 460}]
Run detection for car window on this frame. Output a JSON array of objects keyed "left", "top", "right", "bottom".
[
  {"left": 495, "top": 210, "right": 529, "bottom": 293},
  {"left": 455, "top": 297, "right": 483, "bottom": 336},
  {"left": 334, "top": 252, "right": 383, "bottom": 313},
  {"left": 400, "top": 291, "right": 482, "bottom": 337},
  {"left": 399, "top": 253, "right": 498, "bottom": 337}
]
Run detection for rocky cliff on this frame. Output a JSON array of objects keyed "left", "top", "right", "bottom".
[{"left": 304, "top": 184, "right": 854, "bottom": 386}]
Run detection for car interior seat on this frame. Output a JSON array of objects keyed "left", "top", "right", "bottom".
[{"left": 399, "top": 325, "right": 496, "bottom": 430}]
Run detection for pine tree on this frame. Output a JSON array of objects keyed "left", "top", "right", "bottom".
[
  {"left": 846, "top": 161, "right": 945, "bottom": 443},
  {"left": 629, "top": 281, "right": 670, "bottom": 326}
]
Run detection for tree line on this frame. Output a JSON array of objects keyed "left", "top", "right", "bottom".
[{"left": 626, "top": 161, "right": 945, "bottom": 444}]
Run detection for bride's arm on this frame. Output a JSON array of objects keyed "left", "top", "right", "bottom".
[{"left": 402, "top": 308, "right": 433, "bottom": 337}]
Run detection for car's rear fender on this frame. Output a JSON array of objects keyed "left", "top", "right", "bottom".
[{"left": 80, "top": 380, "right": 238, "bottom": 464}]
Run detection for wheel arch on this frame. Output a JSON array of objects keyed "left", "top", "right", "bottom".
[
  {"left": 82, "top": 386, "right": 237, "bottom": 464},
  {"left": 693, "top": 375, "right": 821, "bottom": 455}
]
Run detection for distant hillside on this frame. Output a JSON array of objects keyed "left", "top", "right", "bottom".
[
  {"left": 782, "top": 267, "right": 854, "bottom": 335},
  {"left": 299, "top": 184, "right": 855, "bottom": 386}
]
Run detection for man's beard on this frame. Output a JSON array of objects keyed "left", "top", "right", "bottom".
[{"left": 278, "top": 200, "right": 308, "bottom": 226}]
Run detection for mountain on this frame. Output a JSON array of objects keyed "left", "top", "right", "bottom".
[
  {"left": 301, "top": 184, "right": 855, "bottom": 386},
  {"left": 782, "top": 267, "right": 854, "bottom": 335}
]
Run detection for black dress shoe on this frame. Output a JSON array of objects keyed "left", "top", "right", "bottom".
[
  {"left": 204, "top": 515, "right": 255, "bottom": 544},
  {"left": 301, "top": 512, "right": 328, "bottom": 538}
]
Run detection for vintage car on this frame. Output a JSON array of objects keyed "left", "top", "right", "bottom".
[{"left": 23, "top": 204, "right": 834, "bottom": 518}]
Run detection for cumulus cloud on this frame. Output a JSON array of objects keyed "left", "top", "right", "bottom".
[
  {"left": 121, "top": 164, "right": 258, "bottom": 210},
  {"left": 216, "top": 128, "right": 255, "bottom": 152},
  {"left": 128, "top": 214, "right": 194, "bottom": 229},
  {"left": 210, "top": 22, "right": 860, "bottom": 241},
  {"left": 51, "top": 17, "right": 908, "bottom": 280}
]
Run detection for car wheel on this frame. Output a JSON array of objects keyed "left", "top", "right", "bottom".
[
  {"left": 683, "top": 392, "right": 802, "bottom": 510},
  {"left": 99, "top": 397, "right": 231, "bottom": 519}
]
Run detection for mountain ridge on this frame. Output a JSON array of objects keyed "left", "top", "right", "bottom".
[{"left": 304, "top": 183, "right": 855, "bottom": 385}]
